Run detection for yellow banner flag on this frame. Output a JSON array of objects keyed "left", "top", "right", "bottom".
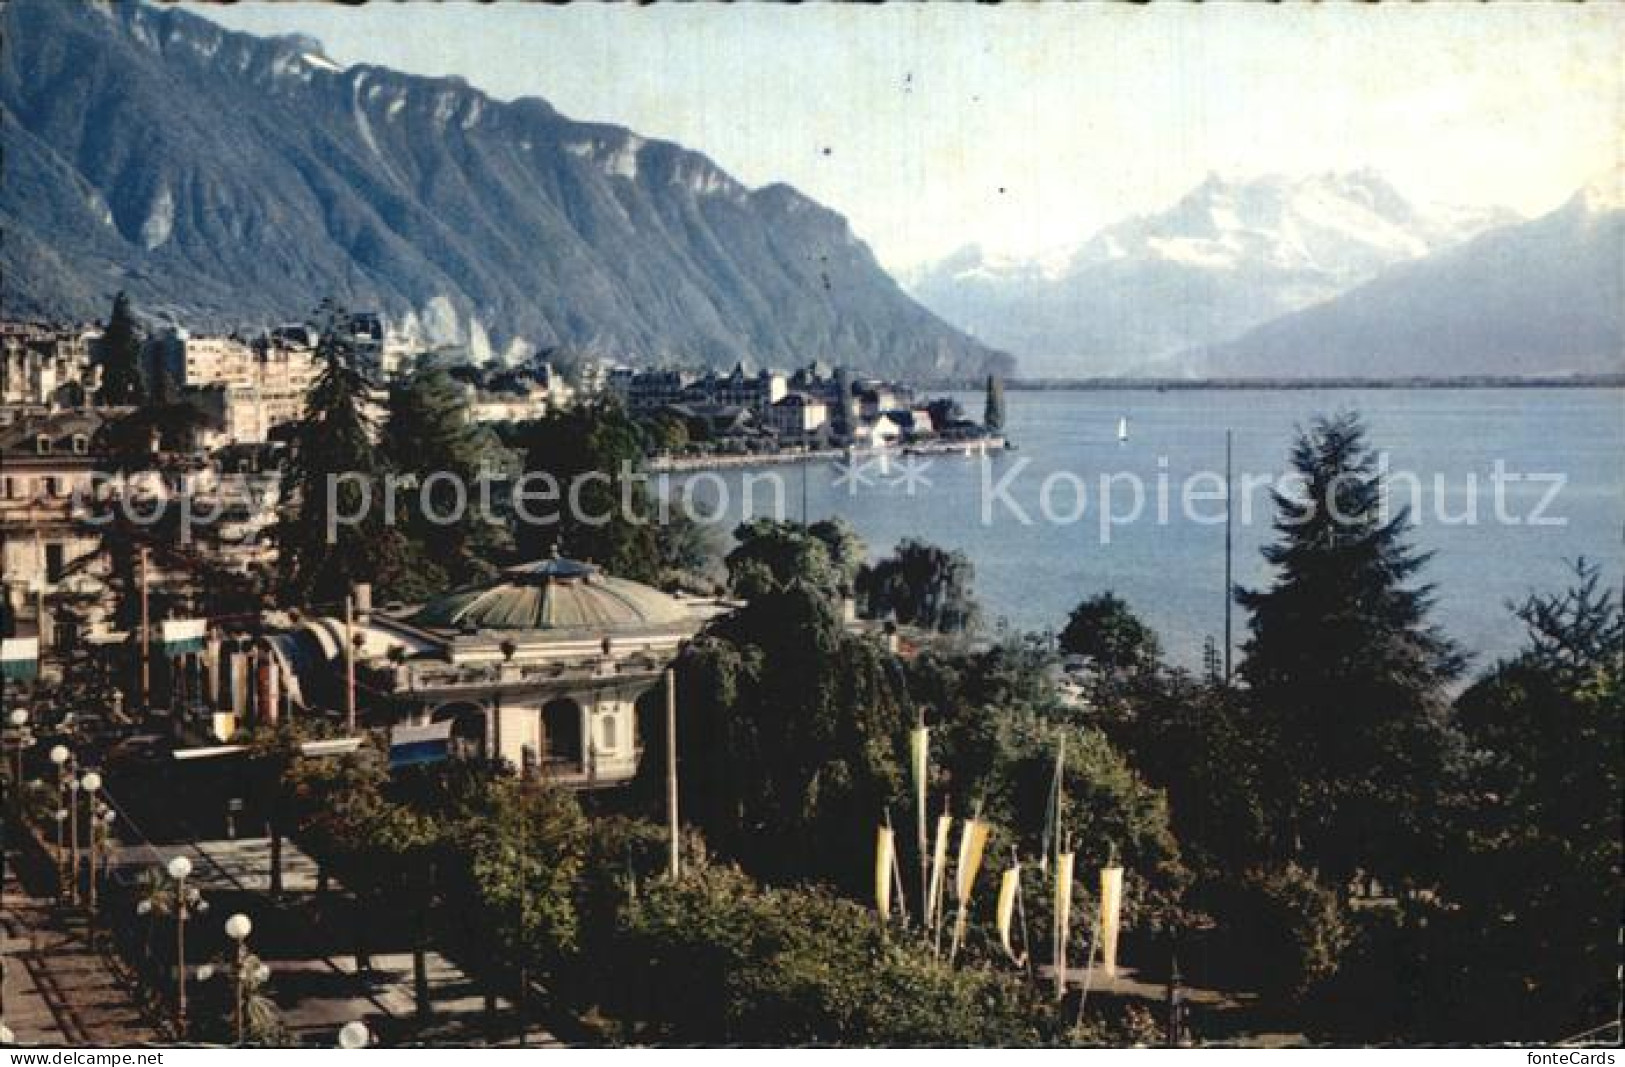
[
  {"left": 954, "top": 819, "right": 990, "bottom": 902},
  {"left": 996, "top": 865, "right": 1024, "bottom": 965},
  {"left": 926, "top": 814, "right": 952, "bottom": 931},
  {"left": 875, "top": 826, "right": 895, "bottom": 916},
  {"left": 949, "top": 818, "right": 991, "bottom": 962},
  {"left": 1054, "top": 851, "right": 1076, "bottom": 999},
  {"left": 211, "top": 712, "right": 238, "bottom": 744},
  {"left": 909, "top": 726, "right": 930, "bottom": 814},
  {"left": 1100, "top": 865, "right": 1125, "bottom": 978}
]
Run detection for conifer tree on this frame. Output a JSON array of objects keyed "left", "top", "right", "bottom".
[
  {"left": 97, "top": 291, "right": 146, "bottom": 404},
  {"left": 382, "top": 358, "right": 514, "bottom": 597},
  {"left": 983, "top": 374, "right": 1006, "bottom": 433},
  {"left": 275, "top": 300, "right": 403, "bottom": 605},
  {"left": 1237, "top": 411, "right": 1463, "bottom": 886}
]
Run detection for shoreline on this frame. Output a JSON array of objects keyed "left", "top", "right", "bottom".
[
  {"left": 646, "top": 436, "right": 1010, "bottom": 473},
  {"left": 922, "top": 375, "right": 1625, "bottom": 392}
]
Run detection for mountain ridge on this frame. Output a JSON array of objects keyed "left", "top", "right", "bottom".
[
  {"left": 1189, "top": 183, "right": 1624, "bottom": 378},
  {"left": 906, "top": 171, "right": 1516, "bottom": 376},
  {"left": 1, "top": 0, "right": 1011, "bottom": 378}
]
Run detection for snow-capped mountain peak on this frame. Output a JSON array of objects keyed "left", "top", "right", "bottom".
[{"left": 906, "top": 171, "right": 1518, "bottom": 375}]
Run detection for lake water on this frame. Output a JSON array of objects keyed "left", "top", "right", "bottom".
[{"left": 669, "top": 389, "right": 1625, "bottom": 671}]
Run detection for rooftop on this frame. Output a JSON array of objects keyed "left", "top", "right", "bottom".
[{"left": 411, "top": 557, "right": 692, "bottom": 634}]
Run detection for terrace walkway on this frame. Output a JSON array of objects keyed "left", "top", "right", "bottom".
[
  {"left": 1, "top": 840, "right": 159, "bottom": 1046},
  {"left": 104, "top": 833, "right": 562, "bottom": 1047}
]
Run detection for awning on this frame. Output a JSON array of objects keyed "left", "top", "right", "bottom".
[
  {"left": 390, "top": 720, "right": 453, "bottom": 768},
  {"left": 159, "top": 618, "right": 208, "bottom": 656},
  {"left": 1, "top": 637, "right": 39, "bottom": 681}
]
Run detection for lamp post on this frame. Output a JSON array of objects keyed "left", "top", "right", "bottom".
[
  {"left": 96, "top": 808, "right": 116, "bottom": 886},
  {"left": 48, "top": 746, "right": 70, "bottom": 898},
  {"left": 4, "top": 710, "right": 27, "bottom": 805},
  {"left": 65, "top": 776, "right": 80, "bottom": 904},
  {"left": 79, "top": 772, "right": 102, "bottom": 920},
  {"left": 224, "top": 913, "right": 253, "bottom": 1045},
  {"left": 336, "top": 1020, "right": 371, "bottom": 1049},
  {"left": 167, "top": 855, "right": 195, "bottom": 1035}
]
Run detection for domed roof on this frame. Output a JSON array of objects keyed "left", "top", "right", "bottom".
[{"left": 411, "top": 558, "right": 689, "bottom": 633}]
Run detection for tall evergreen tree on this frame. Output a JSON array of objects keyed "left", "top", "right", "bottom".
[
  {"left": 275, "top": 301, "right": 404, "bottom": 605},
  {"left": 1237, "top": 412, "right": 1463, "bottom": 886},
  {"left": 382, "top": 359, "right": 515, "bottom": 599},
  {"left": 983, "top": 374, "right": 1006, "bottom": 433},
  {"left": 97, "top": 291, "right": 146, "bottom": 405}
]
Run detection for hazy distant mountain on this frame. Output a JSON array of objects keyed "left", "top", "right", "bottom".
[
  {"left": 1191, "top": 179, "right": 1625, "bottom": 378},
  {"left": 0, "top": 0, "right": 1009, "bottom": 378},
  {"left": 906, "top": 171, "right": 1513, "bottom": 376}
]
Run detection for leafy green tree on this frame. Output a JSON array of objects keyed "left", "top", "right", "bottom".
[
  {"left": 725, "top": 518, "right": 864, "bottom": 600},
  {"left": 639, "top": 411, "right": 690, "bottom": 454},
  {"left": 274, "top": 300, "right": 406, "bottom": 605},
  {"left": 654, "top": 503, "right": 726, "bottom": 593},
  {"left": 1106, "top": 670, "right": 1271, "bottom": 876},
  {"left": 246, "top": 722, "right": 319, "bottom": 899},
  {"left": 97, "top": 291, "right": 145, "bottom": 405},
  {"left": 1434, "top": 560, "right": 1623, "bottom": 1039},
  {"left": 1204, "top": 863, "right": 1352, "bottom": 1003},
  {"left": 512, "top": 399, "right": 659, "bottom": 582},
  {"left": 652, "top": 583, "right": 910, "bottom": 891},
  {"left": 1058, "top": 592, "right": 1162, "bottom": 675},
  {"left": 858, "top": 538, "right": 979, "bottom": 633},
  {"left": 605, "top": 864, "right": 1059, "bottom": 1045},
  {"left": 1237, "top": 412, "right": 1464, "bottom": 886},
  {"left": 983, "top": 374, "right": 1006, "bottom": 433},
  {"left": 451, "top": 776, "right": 587, "bottom": 991},
  {"left": 382, "top": 359, "right": 515, "bottom": 599}
]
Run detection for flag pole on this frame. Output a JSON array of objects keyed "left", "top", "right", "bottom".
[
  {"left": 139, "top": 545, "right": 151, "bottom": 710},
  {"left": 1223, "top": 428, "right": 1234, "bottom": 683},
  {"left": 665, "top": 667, "right": 680, "bottom": 880}
]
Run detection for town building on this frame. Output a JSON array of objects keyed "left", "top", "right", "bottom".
[
  {"left": 766, "top": 392, "right": 829, "bottom": 439},
  {"left": 253, "top": 559, "right": 725, "bottom": 786},
  {"left": 0, "top": 322, "right": 101, "bottom": 407},
  {"left": 0, "top": 410, "right": 111, "bottom": 661}
]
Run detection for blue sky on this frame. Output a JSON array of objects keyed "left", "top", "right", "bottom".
[{"left": 190, "top": 2, "right": 1621, "bottom": 272}]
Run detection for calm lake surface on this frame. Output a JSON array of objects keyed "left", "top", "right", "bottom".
[{"left": 670, "top": 388, "right": 1625, "bottom": 670}]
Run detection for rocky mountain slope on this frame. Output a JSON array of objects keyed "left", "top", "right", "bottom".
[{"left": 1, "top": 0, "right": 1009, "bottom": 378}]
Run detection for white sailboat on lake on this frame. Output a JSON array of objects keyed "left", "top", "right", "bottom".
[{"left": 1117, "top": 416, "right": 1129, "bottom": 443}]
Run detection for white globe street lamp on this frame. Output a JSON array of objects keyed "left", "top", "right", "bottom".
[
  {"left": 337, "top": 1020, "right": 372, "bottom": 1049},
  {"left": 224, "top": 914, "right": 255, "bottom": 1045},
  {"left": 166, "top": 855, "right": 194, "bottom": 1034},
  {"left": 47, "top": 746, "right": 72, "bottom": 896}
]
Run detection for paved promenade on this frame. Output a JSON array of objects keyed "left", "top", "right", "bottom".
[{"left": 2, "top": 840, "right": 159, "bottom": 1046}]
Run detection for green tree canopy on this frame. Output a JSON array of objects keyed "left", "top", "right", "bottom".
[
  {"left": 381, "top": 358, "right": 516, "bottom": 599},
  {"left": 725, "top": 517, "right": 865, "bottom": 600},
  {"left": 510, "top": 398, "right": 659, "bottom": 583},
  {"left": 1435, "top": 560, "right": 1623, "bottom": 1038},
  {"left": 858, "top": 538, "right": 979, "bottom": 633},
  {"left": 1058, "top": 592, "right": 1162, "bottom": 675}
]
